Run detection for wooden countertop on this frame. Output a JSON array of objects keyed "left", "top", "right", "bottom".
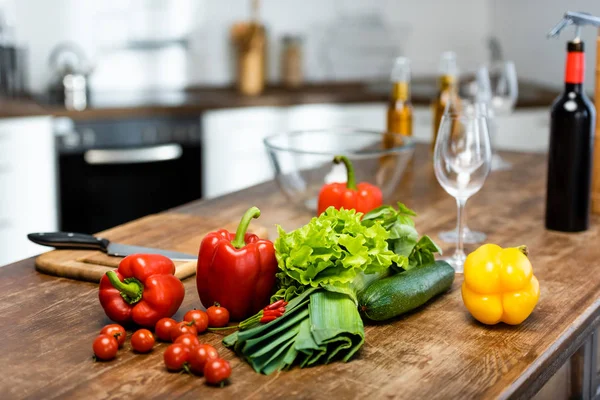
[
  {"left": 0, "top": 98, "right": 51, "bottom": 118},
  {"left": 1, "top": 145, "right": 598, "bottom": 399},
  {"left": 0, "top": 80, "right": 560, "bottom": 121}
]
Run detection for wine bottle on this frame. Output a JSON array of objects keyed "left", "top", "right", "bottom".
[
  {"left": 545, "top": 40, "right": 596, "bottom": 232},
  {"left": 432, "top": 51, "right": 461, "bottom": 151}
]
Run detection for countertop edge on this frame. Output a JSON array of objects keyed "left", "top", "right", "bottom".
[
  {"left": 500, "top": 296, "right": 600, "bottom": 399},
  {"left": 0, "top": 80, "right": 561, "bottom": 121}
]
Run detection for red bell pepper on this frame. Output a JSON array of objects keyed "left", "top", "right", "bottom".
[
  {"left": 99, "top": 254, "right": 185, "bottom": 328},
  {"left": 196, "top": 206, "right": 278, "bottom": 321},
  {"left": 317, "top": 155, "right": 383, "bottom": 215}
]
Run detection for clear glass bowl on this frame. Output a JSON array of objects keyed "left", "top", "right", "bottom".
[{"left": 263, "top": 128, "right": 415, "bottom": 212}]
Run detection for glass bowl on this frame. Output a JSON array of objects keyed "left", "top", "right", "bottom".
[{"left": 263, "top": 128, "right": 415, "bottom": 212}]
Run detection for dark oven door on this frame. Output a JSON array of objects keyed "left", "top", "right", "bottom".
[{"left": 57, "top": 117, "right": 202, "bottom": 233}]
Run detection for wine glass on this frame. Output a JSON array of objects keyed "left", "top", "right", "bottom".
[
  {"left": 489, "top": 61, "right": 518, "bottom": 171},
  {"left": 438, "top": 66, "right": 491, "bottom": 245},
  {"left": 433, "top": 111, "right": 492, "bottom": 273}
]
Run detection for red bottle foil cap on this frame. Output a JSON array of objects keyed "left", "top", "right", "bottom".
[{"left": 565, "top": 41, "right": 585, "bottom": 84}]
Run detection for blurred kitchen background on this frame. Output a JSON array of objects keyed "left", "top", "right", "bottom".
[{"left": 0, "top": 0, "right": 598, "bottom": 266}]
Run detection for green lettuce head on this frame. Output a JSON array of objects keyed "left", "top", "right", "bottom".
[{"left": 273, "top": 207, "right": 404, "bottom": 297}]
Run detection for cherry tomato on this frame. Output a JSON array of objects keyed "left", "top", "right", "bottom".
[
  {"left": 207, "top": 304, "right": 230, "bottom": 328},
  {"left": 188, "top": 344, "right": 219, "bottom": 375},
  {"left": 163, "top": 343, "right": 190, "bottom": 372},
  {"left": 155, "top": 318, "right": 177, "bottom": 342},
  {"left": 100, "top": 324, "right": 126, "bottom": 348},
  {"left": 131, "top": 329, "right": 155, "bottom": 353},
  {"left": 174, "top": 333, "right": 200, "bottom": 349},
  {"left": 170, "top": 321, "right": 198, "bottom": 342},
  {"left": 184, "top": 309, "right": 209, "bottom": 333},
  {"left": 93, "top": 334, "right": 119, "bottom": 361},
  {"left": 204, "top": 358, "right": 231, "bottom": 386}
]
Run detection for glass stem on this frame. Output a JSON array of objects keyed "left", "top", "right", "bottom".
[
  {"left": 490, "top": 114, "right": 498, "bottom": 154},
  {"left": 456, "top": 198, "right": 467, "bottom": 257}
]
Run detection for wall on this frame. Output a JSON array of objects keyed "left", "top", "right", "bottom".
[
  {"left": 491, "top": 0, "right": 600, "bottom": 94},
  {"left": 6, "top": 0, "right": 491, "bottom": 93},
  {"left": 8, "top": 0, "right": 600, "bottom": 95},
  {"left": 9, "top": 0, "right": 202, "bottom": 92}
]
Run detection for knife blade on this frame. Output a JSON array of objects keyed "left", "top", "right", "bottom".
[{"left": 27, "top": 231, "right": 197, "bottom": 261}]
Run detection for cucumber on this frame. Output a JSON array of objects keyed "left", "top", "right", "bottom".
[{"left": 358, "top": 260, "right": 455, "bottom": 321}]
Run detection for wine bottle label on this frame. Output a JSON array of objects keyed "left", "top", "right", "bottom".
[{"left": 565, "top": 52, "right": 584, "bottom": 84}]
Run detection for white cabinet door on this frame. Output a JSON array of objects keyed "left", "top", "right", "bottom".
[
  {"left": 0, "top": 116, "right": 57, "bottom": 266},
  {"left": 337, "top": 103, "right": 549, "bottom": 152},
  {"left": 201, "top": 107, "right": 286, "bottom": 199},
  {"left": 286, "top": 104, "right": 344, "bottom": 130},
  {"left": 328, "top": 102, "right": 387, "bottom": 132},
  {"left": 493, "top": 109, "right": 549, "bottom": 153}
]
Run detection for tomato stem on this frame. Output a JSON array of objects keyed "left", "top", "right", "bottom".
[{"left": 182, "top": 363, "right": 192, "bottom": 375}]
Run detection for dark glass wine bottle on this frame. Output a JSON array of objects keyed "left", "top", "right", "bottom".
[{"left": 545, "top": 40, "right": 596, "bottom": 232}]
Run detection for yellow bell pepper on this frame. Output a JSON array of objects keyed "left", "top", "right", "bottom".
[{"left": 461, "top": 244, "right": 540, "bottom": 325}]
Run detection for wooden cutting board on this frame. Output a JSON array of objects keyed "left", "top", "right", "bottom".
[{"left": 34, "top": 212, "right": 269, "bottom": 283}]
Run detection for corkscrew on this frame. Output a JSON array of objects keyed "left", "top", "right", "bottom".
[{"left": 547, "top": 11, "right": 600, "bottom": 41}]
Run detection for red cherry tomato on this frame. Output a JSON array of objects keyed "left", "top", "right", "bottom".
[
  {"left": 155, "top": 318, "right": 177, "bottom": 342},
  {"left": 93, "top": 334, "right": 119, "bottom": 361},
  {"left": 204, "top": 358, "right": 231, "bottom": 386},
  {"left": 184, "top": 309, "right": 209, "bottom": 333},
  {"left": 131, "top": 329, "right": 155, "bottom": 353},
  {"left": 207, "top": 304, "right": 230, "bottom": 328},
  {"left": 163, "top": 343, "right": 191, "bottom": 372},
  {"left": 100, "top": 324, "right": 126, "bottom": 348},
  {"left": 174, "top": 333, "right": 200, "bottom": 349},
  {"left": 170, "top": 321, "right": 198, "bottom": 342},
  {"left": 189, "top": 344, "right": 219, "bottom": 375}
]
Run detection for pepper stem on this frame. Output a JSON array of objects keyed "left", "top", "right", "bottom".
[
  {"left": 333, "top": 155, "right": 357, "bottom": 190},
  {"left": 516, "top": 245, "right": 529, "bottom": 257},
  {"left": 231, "top": 206, "right": 261, "bottom": 249},
  {"left": 106, "top": 271, "right": 143, "bottom": 304}
]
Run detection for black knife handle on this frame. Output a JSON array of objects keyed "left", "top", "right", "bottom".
[{"left": 27, "top": 232, "right": 110, "bottom": 252}]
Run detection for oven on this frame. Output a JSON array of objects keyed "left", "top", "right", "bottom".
[{"left": 54, "top": 116, "right": 202, "bottom": 233}]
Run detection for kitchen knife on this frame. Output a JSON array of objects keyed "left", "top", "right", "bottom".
[{"left": 27, "top": 232, "right": 197, "bottom": 261}]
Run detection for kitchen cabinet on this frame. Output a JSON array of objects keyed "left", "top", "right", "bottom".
[
  {"left": 492, "top": 109, "right": 550, "bottom": 152},
  {"left": 411, "top": 105, "right": 550, "bottom": 152},
  {"left": 201, "top": 107, "right": 286, "bottom": 199},
  {"left": 201, "top": 103, "right": 550, "bottom": 199},
  {"left": 0, "top": 116, "right": 57, "bottom": 266},
  {"left": 338, "top": 103, "right": 550, "bottom": 152},
  {"left": 201, "top": 104, "right": 350, "bottom": 199},
  {"left": 288, "top": 103, "right": 550, "bottom": 152}
]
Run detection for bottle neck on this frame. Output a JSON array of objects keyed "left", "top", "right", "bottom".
[
  {"left": 391, "top": 82, "right": 410, "bottom": 101},
  {"left": 438, "top": 75, "right": 456, "bottom": 92},
  {"left": 564, "top": 50, "right": 584, "bottom": 87},
  {"left": 564, "top": 83, "right": 583, "bottom": 94}
]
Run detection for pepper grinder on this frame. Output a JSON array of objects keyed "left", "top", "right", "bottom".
[
  {"left": 231, "top": 0, "right": 267, "bottom": 96},
  {"left": 280, "top": 35, "right": 303, "bottom": 89},
  {"left": 548, "top": 12, "right": 600, "bottom": 215}
]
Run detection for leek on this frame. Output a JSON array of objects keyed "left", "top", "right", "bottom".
[{"left": 223, "top": 288, "right": 364, "bottom": 375}]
